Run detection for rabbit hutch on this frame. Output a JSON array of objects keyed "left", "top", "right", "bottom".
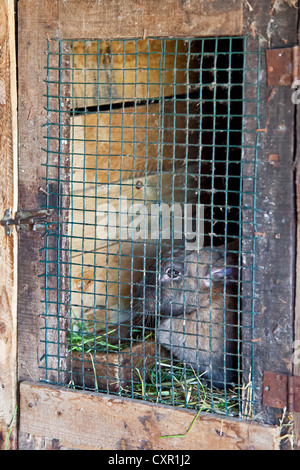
[{"left": 1, "top": 0, "right": 300, "bottom": 451}]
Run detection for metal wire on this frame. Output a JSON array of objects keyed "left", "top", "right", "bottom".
[{"left": 40, "top": 36, "right": 262, "bottom": 418}]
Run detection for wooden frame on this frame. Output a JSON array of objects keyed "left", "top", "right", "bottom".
[
  {"left": 0, "top": 0, "right": 18, "bottom": 451},
  {"left": 295, "top": 18, "right": 300, "bottom": 450},
  {"left": 19, "top": 382, "right": 279, "bottom": 450},
  {"left": 13, "top": 0, "right": 298, "bottom": 450}
]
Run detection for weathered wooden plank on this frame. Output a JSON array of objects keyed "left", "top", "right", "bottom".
[
  {"left": 18, "top": 0, "right": 68, "bottom": 387},
  {"left": 241, "top": 1, "right": 298, "bottom": 430},
  {"left": 295, "top": 155, "right": 300, "bottom": 449},
  {"left": 70, "top": 340, "right": 160, "bottom": 392},
  {"left": 58, "top": 0, "right": 243, "bottom": 40},
  {"left": 71, "top": 100, "right": 199, "bottom": 187},
  {"left": 0, "top": 0, "right": 18, "bottom": 450},
  {"left": 17, "top": 0, "right": 243, "bottom": 43},
  {"left": 72, "top": 39, "right": 191, "bottom": 108},
  {"left": 19, "top": 382, "right": 280, "bottom": 450},
  {"left": 294, "top": 16, "right": 300, "bottom": 449}
]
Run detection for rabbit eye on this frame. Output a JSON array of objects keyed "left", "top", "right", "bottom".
[{"left": 166, "top": 267, "right": 180, "bottom": 279}]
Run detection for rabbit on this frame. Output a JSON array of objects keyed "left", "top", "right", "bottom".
[{"left": 133, "top": 241, "right": 239, "bottom": 387}]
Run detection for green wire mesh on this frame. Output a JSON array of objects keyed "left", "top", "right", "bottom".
[{"left": 40, "top": 36, "right": 262, "bottom": 419}]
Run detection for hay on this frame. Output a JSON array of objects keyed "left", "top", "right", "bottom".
[
  {"left": 68, "top": 327, "right": 245, "bottom": 417},
  {"left": 122, "top": 360, "right": 242, "bottom": 416}
]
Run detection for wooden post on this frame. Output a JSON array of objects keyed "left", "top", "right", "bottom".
[
  {"left": 295, "top": 163, "right": 300, "bottom": 449},
  {"left": 293, "top": 5, "right": 300, "bottom": 449},
  {"left": 0, "top": 0, "right": 18, "bottom": 450},
  {"left": 19, "top": 382, "right": 280, "bottom": 450}
]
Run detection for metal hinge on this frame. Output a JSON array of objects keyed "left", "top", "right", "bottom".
[
  {"left": 263, "top": 371, "right": 300, "bottom": 412},
  {"left": 1, "top": 209, "right": 56, "bottom": 236},
  {"left": 266, "top": 46, "right": 300, "bottom": 87}
]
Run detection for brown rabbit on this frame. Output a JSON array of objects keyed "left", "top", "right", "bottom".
[{"left": 134, "top": 241, "right": 239, "bottom": 387}]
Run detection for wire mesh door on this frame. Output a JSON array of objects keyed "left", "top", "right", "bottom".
[{"left": 41, "top": 36, "right": 261, "bottom": 419}]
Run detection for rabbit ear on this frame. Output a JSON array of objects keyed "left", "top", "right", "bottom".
[
  {"left": 203, "top": 265, "right": 237, "bottom": 288},
  {"left": 211, "top": 265, "right": 227, "bottom": 279}
]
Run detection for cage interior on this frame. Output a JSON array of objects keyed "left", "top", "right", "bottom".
[{"left": 42, "top": 36, "right": 261, "bottom": 418}]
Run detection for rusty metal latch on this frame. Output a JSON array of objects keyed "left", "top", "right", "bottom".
[
  {"left": 1, "top": 209, "right": 56, "bottom": 236},
  {"left": 262, "top": 371, "right": 300, "bottom": 412},
  {"left": 266, "top": 46, "right": 300, "bottom": 87}
]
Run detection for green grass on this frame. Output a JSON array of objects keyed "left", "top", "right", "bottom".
[
  {"left": 67, "top": 324, "right": 241, "bottom": 417},
  {"left": 68, "top": 327, "right": 121, "bottom": 354},
  {"left": 122, "top": 360, "right": 241, "bottom": 416}
]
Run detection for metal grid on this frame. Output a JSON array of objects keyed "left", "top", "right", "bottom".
[{"left": 40, "top": 36, "right": 262, "bottom": 418}]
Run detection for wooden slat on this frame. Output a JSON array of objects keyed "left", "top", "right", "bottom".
[
  {"left": 58, "top": 0, "right": 243, "bottom": 40},
  {"left": 19, "top": 382, "right": 280, "bottom": 450},
  {"left": 294, "top": 18, "right": 300, "bottom": 449},
  {"left": 18, "top": 0, "right": 59, "bottom": 384},
  {"left": 70, "top": 340, "right": 160, "bottom": 392},
  {"left": 72, "top": 39, "right": 191, "bottom": 108},
  {"left": 295, "top": 153, "right": 300, "bottom": 449},
  {"left": 0, "top": 0, "right": 18, "bottom": 450},
  {"left": 71, "top": 101, "right": 199, "bottom": 187},
  {"left": 241, "top": 2, "right": 298, "bottom": 430},
  {"left": 18, "top": 0, "right": 70, "bottom": 387},
  {"left": 18, "top": 0, "right": 243, "bottom": 42}
]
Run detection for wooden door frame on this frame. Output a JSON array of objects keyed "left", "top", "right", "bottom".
[
  {"left": 0, "top": 0, "right": 18, "bottom": 451},
  {"left": 3, "top": 0, "right": 295, "bottom": 449}
]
